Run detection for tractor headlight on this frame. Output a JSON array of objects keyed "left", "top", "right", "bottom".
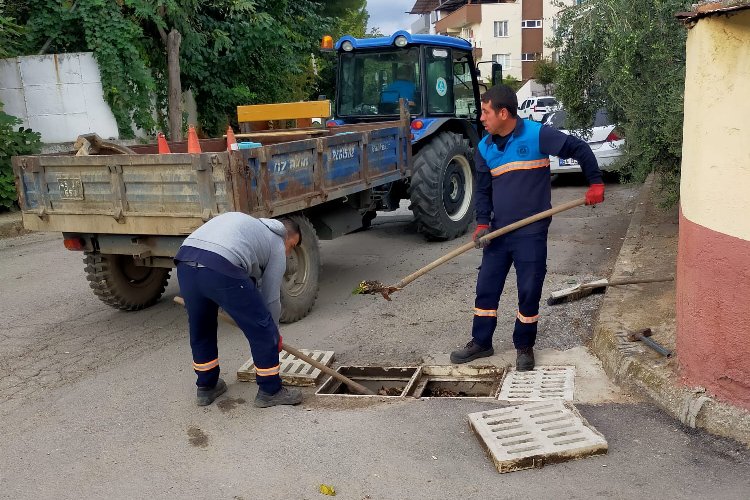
[
  {"left": 394, "top": 35, "right": 408, "bottom": 48},
  {"left": 341, "top": 40, "right": 354, "bottom": 52}
]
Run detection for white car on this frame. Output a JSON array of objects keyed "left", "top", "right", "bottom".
[
  {"left": 518, "top": 96, "right": 559, "bottom": 121},
  {"left": 545, "top": 109, "right": 624, "bottom": 174}
]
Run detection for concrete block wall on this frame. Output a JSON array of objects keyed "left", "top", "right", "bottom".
[{"left": 0, "top": 52, "right": 120, "bottom": 143}]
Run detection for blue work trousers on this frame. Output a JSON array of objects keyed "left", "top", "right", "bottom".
[
  {"left": 176, "top": 263, "right": 282, "bottom": 394},
  {"left": 472, "top": 231, "right": 548, "bottom": 349}
]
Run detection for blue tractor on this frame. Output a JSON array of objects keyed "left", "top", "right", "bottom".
[{"left": 325, "top": 31, "right": 502, "bottom": 240}]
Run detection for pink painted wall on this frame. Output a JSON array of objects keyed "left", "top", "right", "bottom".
[{"left": 677, "top": 210, "right": 750, "bottom": 410}]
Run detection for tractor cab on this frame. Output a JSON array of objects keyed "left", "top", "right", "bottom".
[{"left": 327, "top": 31, "right": 491, "bottom": 129}]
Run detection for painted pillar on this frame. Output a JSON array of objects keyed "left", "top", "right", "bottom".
[{"left": 677, "top": 9, "right": 750, "bottom": 409}]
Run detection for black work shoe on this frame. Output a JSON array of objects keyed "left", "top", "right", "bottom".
[
  {"left": 450, "top": 340, "right": 494, "bottom": 364},
  {"left": 516, "top": 348, "right": 535, "bottom": 371},
  {"left": 196, "top": 378, "right": 227, "bottom": 406},
  {"left": 254, "top": 386, "right": 303, "bottom": 408}
]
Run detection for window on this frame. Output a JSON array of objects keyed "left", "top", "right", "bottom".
[
  {"left": 425, "top": 47, "right": 454, "bottom": 114},
  {"left": 338, "top": 48, "right": 422, "bottom": 116},
  {"left": 521, "top": 20, "right": 542, "bottom": 28},
  {"left": 492, "top": 53, "right": 511, "bottom": 70},
  {"left": 494, "top": 21, "right": 509, "bottom": 37},
  {"left": 521, "top": 52, "right": 541, "bottom": 62}
]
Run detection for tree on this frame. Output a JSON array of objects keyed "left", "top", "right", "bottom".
[
  {"left": 533, "top": 58, "right": 557, "bottom": 94},
  {"left": 16, "top": 0, "right": 337, "bottom": 137},
  {"left": 550, "top": 0, "right": 687, "bottom": 203}
]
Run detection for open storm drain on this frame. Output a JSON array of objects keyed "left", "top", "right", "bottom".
[
  {"left": 315, "top": 366, "right": 419, "bottom": 397},
  {"left": 316, "top": 365, "right": 505, "bottom": 399}
]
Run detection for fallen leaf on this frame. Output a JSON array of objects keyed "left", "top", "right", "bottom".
[{"left": 320, "top": 484, "right": 336, "bottom": 496}]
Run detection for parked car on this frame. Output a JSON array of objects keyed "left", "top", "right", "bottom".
[
  {"left": 545, "top": 109, "right": 624, "bottom": 175},
  {"left": 518, "top": 96, "right": 559, "bottom": 121}
]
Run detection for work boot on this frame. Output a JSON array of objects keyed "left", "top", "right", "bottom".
[
  {"left": 516, "top": 347, "right": 535, "bottom": 371},
  {"left": 254, "top": 386, "right": 303, "bottom": 408},
  {"left": 196, "top": 378, "right": 227, "bottom": 406},
  {"left": 450, "top": 340, "right": 494, "bottom": 364}
]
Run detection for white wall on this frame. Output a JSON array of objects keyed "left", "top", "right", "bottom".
[
  {"left": 0, "top": 52, "right": 120, "bottom": 143},
  {"left": 477, "top": 3, "right": 523, "bottom": 80},
  {"left": 543, "top": 0, "right": 575, "bottom": 60}
]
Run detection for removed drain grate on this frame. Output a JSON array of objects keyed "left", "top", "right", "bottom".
[
  {"left": 468, "top": 401, "right": 608, "bottom": 473},
  {"left": 315, "top": 366, "right": 420, "bottom": 397},
  {"left": 406, "top": 365, "right": 504, "bottom": 399},
  {"left": 497, "top": 366, "right": 575, "bottom": 402},
  {"left": 237, "top": 350, "right": 335, "bottom": 386}
]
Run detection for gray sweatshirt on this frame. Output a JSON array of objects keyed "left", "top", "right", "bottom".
[{"left": 180, "top": 212, "right": 287, "bottom": 324}]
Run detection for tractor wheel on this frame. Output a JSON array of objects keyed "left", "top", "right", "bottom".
[
  {"left": 279, "top": 215, "right": 320, "bottom": 323},
  {"left": 83, "top": 253, "right": 170, "bottom": 311},
  {"left": 409, "top": 131, "right": 474, "bottom": 240}
]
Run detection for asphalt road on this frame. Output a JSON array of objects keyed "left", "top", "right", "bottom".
[{"left": 1, "top": 179, "right": 748, "bottom": 499}]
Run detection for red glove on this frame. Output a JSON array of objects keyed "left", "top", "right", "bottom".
[
  {"left": 585, "top": 183, "right": 605, "bottom": 205},
  {"left": 278, "top": 334, "right": 283, "bottom": 353},
  {"left": 473, "top": 224, "right": 490, "bottom": 249}
]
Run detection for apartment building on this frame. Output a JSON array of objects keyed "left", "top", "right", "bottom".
[{"left": 409, "top": 0, "right": 575, "bottom": 81}]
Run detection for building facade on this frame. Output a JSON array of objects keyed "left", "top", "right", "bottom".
[
  {"left": 676, "top": 2, "right": 750, "bottom": 411},
  {"left": 409, "top": 0, "right": 575, "bottom": 81}
]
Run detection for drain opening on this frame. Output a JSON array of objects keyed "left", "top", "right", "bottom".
[
  {"left": 420, "top": 379, "right": 499, "bottom": 398},
  {"left": 315, "top": 366, "right": 419, "bottom": 397}
]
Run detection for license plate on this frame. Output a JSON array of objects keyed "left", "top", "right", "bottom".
[
  {"left": 58, "top": 177, "right": 84, "bottom": 200},
  {"left": 559, "top": 158, "right": 579, "bottom": 167}
]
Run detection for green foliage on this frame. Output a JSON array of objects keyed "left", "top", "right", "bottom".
[
  {"left": 0, "top": 5, "right": 24, "bottom": 58},
  {"left": 0, "top": 104, "right": 41, "bottom": 210},
  {"left": 550, "top": 0, "right": 688, "bottom": 203},
  {"left": 502, "top": 76, "right": 523, "bottom": 92},
  {"left": 14, "top": 0, "right": 351, "bottom": 137},
  {"left": 533, "top": 58, "right": 557, "bottom": 87}
]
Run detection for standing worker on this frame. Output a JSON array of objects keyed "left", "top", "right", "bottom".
[
  {"left": 175, "top": 212, "right": 303, "bottom": 407},
  {"left": 450, "top": 84, "right": 605, "bottom": 370}
]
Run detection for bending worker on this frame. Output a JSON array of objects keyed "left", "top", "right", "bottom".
[
  {"left": 175, "top": 212, "right": 303, "bottom": 407},
  {"left": 450, "top": 84, "right": 605, "bottom": 371}
]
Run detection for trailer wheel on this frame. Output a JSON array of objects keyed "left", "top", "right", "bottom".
[
  {"left": 409, "top": 131, "right": 474, "bottom": 240},
  {"left": 83, "top": 253, "right": 170, "bottom": 311},
  {"left": 279, "top": 215, "right": 320, "bottom": 323}
]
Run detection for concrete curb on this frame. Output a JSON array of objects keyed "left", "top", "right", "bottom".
[{"left": 592, "top": 175, "right": 750, "bottom": 447}]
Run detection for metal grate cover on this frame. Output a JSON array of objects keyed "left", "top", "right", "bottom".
[
  {"left": 497, "top": 366, "right": 575, "bottom": 402},
  {"left": 237, "top": 350, "right": 334, "bottom": 386},
  {"left": 468, "top": 401, "right": 608, "bottom": 473}
]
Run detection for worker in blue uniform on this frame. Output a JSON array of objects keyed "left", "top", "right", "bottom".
[
  {"left": 381, "top": 65, "right": 416, "bottom": 106},
  {"left": 450, "top": 84, "right": 605, "bottom": 370},
  {"left": 175, "top": 213, "right": 303, "bottom": 407}
]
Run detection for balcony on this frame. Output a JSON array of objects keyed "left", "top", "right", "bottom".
[{"left": 435, "top": 4, "right": 482, "bottom": 34}]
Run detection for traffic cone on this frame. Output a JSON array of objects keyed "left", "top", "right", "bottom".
[
  {"left": 157, "top": 132, "right": 171, "bottom": 154},
  {"left": 187, "top": 125, "right": 201, "bottom": 153},
  {"left": 226, "top": 125, "right": 237, "bottom": 151}
]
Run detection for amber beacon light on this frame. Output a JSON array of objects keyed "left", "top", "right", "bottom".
[{"left": 321, "top": 35, "right": 334, "bottom": 50}]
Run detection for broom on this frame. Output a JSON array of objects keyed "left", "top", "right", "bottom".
[{"left": 547, "top": 276, "right": 674, "bottom": 305}]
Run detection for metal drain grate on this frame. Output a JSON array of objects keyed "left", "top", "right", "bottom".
[
  {"left": 237, "top": 350, "right": 334, "bottom": 386},
  {"left": 497, "top": 366, "right": 575, "bottom": 402},
  {"left": 468, "top": 401, "right": 607, "bottom": 473}
]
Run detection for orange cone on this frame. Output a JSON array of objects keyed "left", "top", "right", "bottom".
[
  {"left": 187, "top": 125, "right": 201, "bottom": 153},
  {"left": 157, "top": 132, "right": 171, "bottom": 154},
  {"left": 226, "top": 125, "right": 237, "bottom": 151}
]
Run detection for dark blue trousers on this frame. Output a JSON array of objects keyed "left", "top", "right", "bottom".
[
  {"left": 472, "top": 231, "right": 548, "bottom": 349},
  {"left": 176, "top": 263, "right": 282, "bottom": 394}
]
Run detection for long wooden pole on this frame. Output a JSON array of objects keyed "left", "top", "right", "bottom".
[{"left": 393, "top": 197, "right": 586, "bottom": 289}]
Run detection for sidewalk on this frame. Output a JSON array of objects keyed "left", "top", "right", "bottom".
[{"left": 592, "top": 175, "right": 750, "bottom": 446}]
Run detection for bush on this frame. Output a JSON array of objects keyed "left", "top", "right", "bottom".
[
  {"left": 0, "top": 105, "right": 41, "bottom": 211},
  {"left": 550, "top": 0, "right": 688, "bottom": 204}
]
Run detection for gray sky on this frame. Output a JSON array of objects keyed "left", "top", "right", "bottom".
[{"left": 367, "top": 0, "right": 418, "bottom": 35}]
